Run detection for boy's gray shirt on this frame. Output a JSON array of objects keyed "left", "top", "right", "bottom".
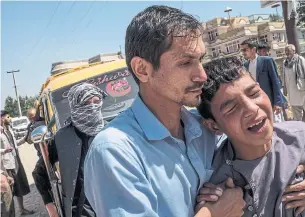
[{"left": 210, "top": 121, "right": 305, "bottom": 217}]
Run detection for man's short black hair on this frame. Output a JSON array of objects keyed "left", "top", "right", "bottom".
[
  {"left": 125, "top": 5, "right": 203, "bottom": 84},
  {"left": 257, "top": 42, "right": 270, "bottom": 50},
  {"left": 240, "top": 39, "right": 258, "bottom": 49},
  {"left": 1, "top": 110, "right": 9, "bottom": 118},
  {"left": 197, "top": 57, "right": 247, "bottom": 120}
]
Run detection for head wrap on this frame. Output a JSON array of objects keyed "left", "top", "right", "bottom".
[{"left": 68, "top": 82, "right": 106, "bottom": 136}]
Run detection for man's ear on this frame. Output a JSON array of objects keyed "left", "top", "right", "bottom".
[
  {"left": 201, "top": 118, "right": 223, "bottom": 135},
  {"left": 130, "top": 57, "right": 154, "bottom": 83}
]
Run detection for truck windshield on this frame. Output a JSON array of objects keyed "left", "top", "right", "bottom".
[{"left": 12, "top": 119, "right": 28, "bottom": 127}]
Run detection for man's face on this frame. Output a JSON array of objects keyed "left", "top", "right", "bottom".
[
  {"left": 27, "top": 111, "right": 36, "bottom": 122},
  {"left": 209, "top": 73, "right": 273, "bottom": 148},
  {"left": 1, "top": 114, "right": 11, "bottom": 126},
  {"left": 285, "top": 48, "right": 295, "bottom": 59},
  {"left": 241, "top": 44, "right": 256, "bottom": 60},
  {"left": 258, "top": 48, "right": 269, "bottom": 57},
  {"left": 147, "top": 34, "right": 207, "bottom": 107}
]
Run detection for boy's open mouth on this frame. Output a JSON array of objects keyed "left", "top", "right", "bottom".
[{"left": 247, "top": 118, "right": 267, "bottom": 133}]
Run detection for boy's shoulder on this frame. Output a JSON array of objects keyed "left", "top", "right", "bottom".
[
  {"left": 273, "top": 121, "right": 305, "bottom": 157},
  {"left": 273, "top": 121, "right": 305, "bottom": 137}
]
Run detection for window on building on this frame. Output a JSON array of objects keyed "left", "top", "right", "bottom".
[
  {"left": 208, "top": 30, "right": 218, "bottom": 41},
  {"left": 225, "top": 41, "right": 240, "bottom": 54},
  {"left": 259, "top": 34, "right": 268, "bottom": 42}
]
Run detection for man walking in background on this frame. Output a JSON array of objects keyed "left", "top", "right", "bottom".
[
  {"left": 257, "top": 42, "right": 271, "bottom": 56},
  {"left": 257, "top": 41, "right": 289, "bottom": 121},
  {"left": 0, "top": 110, "right": 35, "bottom": 215},
  {"left": 282, "top": 44, "right": 305, "bottom": 121},
  {"left": 241, "top": 39, "right": 285, "bottom": 117}
]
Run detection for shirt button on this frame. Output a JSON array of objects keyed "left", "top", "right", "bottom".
[
  {"left": 248, "top": 205, "right": 254, "bottom": 212},
  {"left": 226, "top": 159, "right": 232, "bottom": 165},
  {"left": 252, "top": 214, "right": 258, "bottom": 217}
]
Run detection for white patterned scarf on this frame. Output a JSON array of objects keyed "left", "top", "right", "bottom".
[{"left": 68, "top": 83, "right": 106, "bottom": 136}]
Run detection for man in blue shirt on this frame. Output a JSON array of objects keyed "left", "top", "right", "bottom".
[{"left": 84, "top": 5, "right": 245, "bottom": 217}]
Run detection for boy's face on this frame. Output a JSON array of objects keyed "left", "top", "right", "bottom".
[{"left": 207, "top": 73, "right": 273, "bottom": 148}]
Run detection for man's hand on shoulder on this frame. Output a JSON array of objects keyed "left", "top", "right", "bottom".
[
  {"left": 283, "top": 164, "right": 305, "bottom": 216},
  {"left": 195, "top": 178, "right": 245, "bottom": 217}
]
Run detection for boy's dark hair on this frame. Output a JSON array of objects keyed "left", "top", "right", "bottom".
[
  {"left": 125, "top": 5, "right": 203, "bottom": 84},
  {"left": 197, "top": 57, "right": 247, "bottom": 120},
  {"left": 257, "top": 42, "right": 270, "bottom": 50},
  {"left": 240, "top": 39, "right": 258, "bottom": 49}
]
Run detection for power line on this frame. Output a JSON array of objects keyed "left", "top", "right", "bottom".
[
  {"left": 54, "top": 0, "right": 96, "bottom": 58},
  {"left": 26, "top": 1, "right": 62, "bottom": 61},
  {"left": 39, "top": 1, "right": 77, "bottom": 56}
]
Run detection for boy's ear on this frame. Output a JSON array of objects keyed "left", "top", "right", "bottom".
[{"left": 201, "top": 118, "right": 224, "bottom": 136}]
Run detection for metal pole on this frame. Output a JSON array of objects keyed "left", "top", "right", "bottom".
[
  {"left": 7, "top": 70, "right": 22, "bottom": 117},
  {"left": 282, "top": 0, "right": 301, "bottom": 54}
]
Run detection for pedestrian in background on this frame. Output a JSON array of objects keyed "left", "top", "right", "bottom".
[{"left": 282, "top": 44, "right": 305, "bottom": 121}]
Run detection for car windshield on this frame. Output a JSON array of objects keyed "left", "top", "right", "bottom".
[
  {"left": 50, "top": 67, "right": 139, "bottom": 128},
  {"left": 12, "top": 119, "right": 28, "bottom": 127}
]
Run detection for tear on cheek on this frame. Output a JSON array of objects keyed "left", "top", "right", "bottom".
[{"left": 253, "top": 95, "right": 263, "bottom": 103}]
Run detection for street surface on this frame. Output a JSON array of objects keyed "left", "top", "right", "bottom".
[{"left": 15, "top": 143, "right": 48, "bottom": 217}]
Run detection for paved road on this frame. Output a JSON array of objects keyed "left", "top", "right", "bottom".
[{"left": 14, "top": 143, "right": 48, "bottom": 217}]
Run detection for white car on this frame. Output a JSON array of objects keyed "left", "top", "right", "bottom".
[{"left": 11, "top": 116, "right": 30, "bottom": 140}]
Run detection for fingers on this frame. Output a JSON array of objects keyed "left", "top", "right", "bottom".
[
  {"left": 296, "top": 165, "right": 305, "bottom": 174},
  {"left": 285, "top": 180, "right": 305, "bottom": 193},
  {"left": 225, "top": 177, "right": 235, "bottom": 188},
  {"left": 197, "top": 194, "right": 219, "bottom": 203},
  {"left": 203, "top": 182, "right": 217, "bottom": 188},
  {"left": 199, "top": 187, "right": 223, "bottom": 197},
  {"left": 194, "top": 201, "right": 206, "bottom": 214},
  {"left": 296, "top": 206, "right": 305, "bottom": 216},
  {"left": 285, "top": 199, "right": 305, "bottom": 209},
  {"left": 282, "top": 191, "right": 305, "bottom": 202}
]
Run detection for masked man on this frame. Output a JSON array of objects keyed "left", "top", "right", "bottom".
[
  {"left": 0, "top": 110, "right": 35, "bottom": 215},
  {"left": 32, "top": 82, "right": 106, "bottom": 217}
]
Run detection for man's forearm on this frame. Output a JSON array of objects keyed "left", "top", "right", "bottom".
[{"left": 17, "top": 137, "right": 26, "bottom": 146}]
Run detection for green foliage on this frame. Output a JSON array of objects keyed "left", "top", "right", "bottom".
[
  {"left": 4, "top": 95, "right": 38, "bottom": 117},
  {"left": 297, "top": 0, "right": 305, "bottom": 27}
]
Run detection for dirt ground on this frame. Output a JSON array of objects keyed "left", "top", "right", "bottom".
[{"left": 14, "top": 143, "right": 48, "bottom": 217}]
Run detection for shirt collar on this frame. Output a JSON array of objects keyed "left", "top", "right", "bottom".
[
  {"left": 250, "top": 54, "right": 258, "bottom": 64},
  {"left": 131, "top": 95, "right": 203, "bottom": 141},
  {"left": 223, "top": 134, "right": 275, "bottom": 182}
]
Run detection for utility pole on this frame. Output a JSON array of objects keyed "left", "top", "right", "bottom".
[
  {"left": 224, "top": 7, "right": 233, "bottom": 26},
  {"left": 6, "top": 70, "right": 22, "bottom": 117},
  {"left": 282, "top": 0, "right": 301, "bottom": 54}
]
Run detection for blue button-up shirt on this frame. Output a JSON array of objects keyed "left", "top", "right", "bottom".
[{"left": 84, "top": 96, "right": 218, "bottom": 217}]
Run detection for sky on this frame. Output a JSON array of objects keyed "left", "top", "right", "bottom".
[{"left": 1, "top": 0, "right": 282, "bottom": 108}]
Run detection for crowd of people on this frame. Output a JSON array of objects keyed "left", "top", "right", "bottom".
[{"left": 1, "top": 4, "right": 305, "bottom": 217}]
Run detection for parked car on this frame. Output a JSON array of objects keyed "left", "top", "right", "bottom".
[{"left": 11, "top": 116, "right": 29, "bottom": 140}]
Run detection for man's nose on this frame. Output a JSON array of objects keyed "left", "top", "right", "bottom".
[
  {"left": 243, "top": 99, "right": 260, "bottom": 119},
  {"left": 192, "top": 64, "right": 207, "bottom": 83}
]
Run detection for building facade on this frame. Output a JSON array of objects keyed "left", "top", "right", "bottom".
[{"left": 201, "top": 14, "right": 305, "bottom": 65}]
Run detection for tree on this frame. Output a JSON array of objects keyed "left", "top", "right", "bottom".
[
  {"left": 4, "top": 96, "right": 18, "bottom": 117},
  {"left": 297, "top": 0, "right": 305, "bottom": 27},
  {"left": 4, "top": 95, "right": 39, "bottom": 117}
]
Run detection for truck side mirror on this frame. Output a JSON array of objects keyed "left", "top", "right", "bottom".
[{"left": 31, "top": 125, "right": 52, "bottom": 143}]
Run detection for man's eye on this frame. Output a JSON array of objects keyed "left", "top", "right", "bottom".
[
  {"left": 180, "top": 61, "right": 190, "bottom": 66},
  {"left": 250, "top": 90, "right": 260, "bottom": 97}
]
